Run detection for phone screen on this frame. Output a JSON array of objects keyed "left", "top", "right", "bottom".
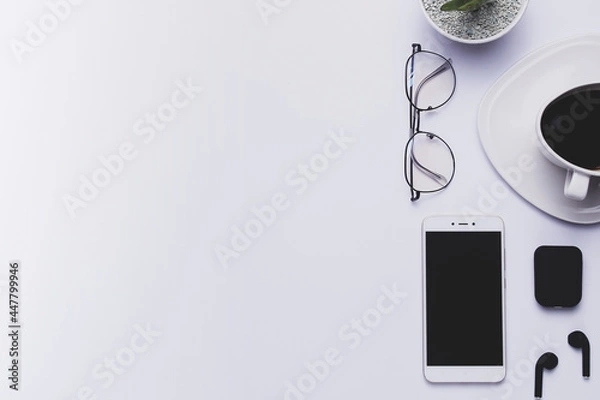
[{"left": 426, "top": 231, "right": 503, "bottom": 366}]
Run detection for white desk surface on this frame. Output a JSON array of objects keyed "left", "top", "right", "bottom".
[{"left": 1, "top": 1, "right": 599, "bottom": 399}]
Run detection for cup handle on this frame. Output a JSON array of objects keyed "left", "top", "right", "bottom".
[{"left": 564, "top": 170, "right": 590, "bottom": 201}]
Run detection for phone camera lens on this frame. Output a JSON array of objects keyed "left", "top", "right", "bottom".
[{"left": 472, "top": 222, "right": 476, "bottom": 226}]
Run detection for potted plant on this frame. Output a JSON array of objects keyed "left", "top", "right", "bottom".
[{"left": 420, "top": 0, "right": 529, "bottom": 44}]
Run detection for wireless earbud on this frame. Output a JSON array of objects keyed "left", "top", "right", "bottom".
[
  {"left": 568, "top": 330, "right": 590, "bottom": 378},
  {"left": 535, "top": 352, "right": 558, "bottom": 399}
]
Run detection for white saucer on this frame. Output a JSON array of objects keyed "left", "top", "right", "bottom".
[{"left": 478, "top": 35, "right": 600, "bottom": 225}]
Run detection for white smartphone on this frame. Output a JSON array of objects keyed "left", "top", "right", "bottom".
[{"left": 422, "top": 215, "right": 506, "bottom": 383}]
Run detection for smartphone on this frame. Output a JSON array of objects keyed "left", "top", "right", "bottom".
[{"left": 422, "top": 215, "right": 506, "bottom": 383}]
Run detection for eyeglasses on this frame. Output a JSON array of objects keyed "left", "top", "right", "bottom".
[{"left": 404, "top": 43, "right": 457, "bottom": 201}]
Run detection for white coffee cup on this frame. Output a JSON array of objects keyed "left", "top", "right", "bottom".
[{"left": 536, "top": 84, "right": 600, "bottom": 201}]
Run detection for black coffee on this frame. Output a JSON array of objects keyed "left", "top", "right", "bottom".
[{"left": 541, "top": 84, "right": 600, "bottom": 170}]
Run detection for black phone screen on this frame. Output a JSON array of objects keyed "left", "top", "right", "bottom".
[{"left": 426, "top": 231, "right": 503, "bottom": 366}]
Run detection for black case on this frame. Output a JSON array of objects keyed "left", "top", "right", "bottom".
[{"left": 534, "top": 246, "right": 583, "bottom": 308}]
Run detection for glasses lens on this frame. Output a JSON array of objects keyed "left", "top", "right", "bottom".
[
  {"left": 406, "top": 51, "right": 455, "bottom": 111},
  {"left": 404, "top": 132, "right": 455, "bottom": 193}
]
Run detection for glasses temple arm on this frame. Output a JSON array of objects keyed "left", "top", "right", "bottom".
[
  {"left": 409, "top": 142, "right": 449, "bottom": 186},
  {"left": 412, "top": 58, "right": 453, "bottom": 109}
]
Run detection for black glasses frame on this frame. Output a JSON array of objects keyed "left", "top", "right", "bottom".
[{"left": 404, "top": 43, "right": 457, "bottom": 201}]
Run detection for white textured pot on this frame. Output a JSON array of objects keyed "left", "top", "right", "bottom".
[{"left": 420, "top": 0, "right": 529, "bottom": 44}]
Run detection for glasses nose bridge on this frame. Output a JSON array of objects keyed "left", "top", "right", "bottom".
[{"left": 413, "top": 107, "right": 421, "bottom": 133}]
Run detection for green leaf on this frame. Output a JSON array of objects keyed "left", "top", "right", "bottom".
[{"left": 440, "top": 0, "right": 495, "bottom": 12}]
